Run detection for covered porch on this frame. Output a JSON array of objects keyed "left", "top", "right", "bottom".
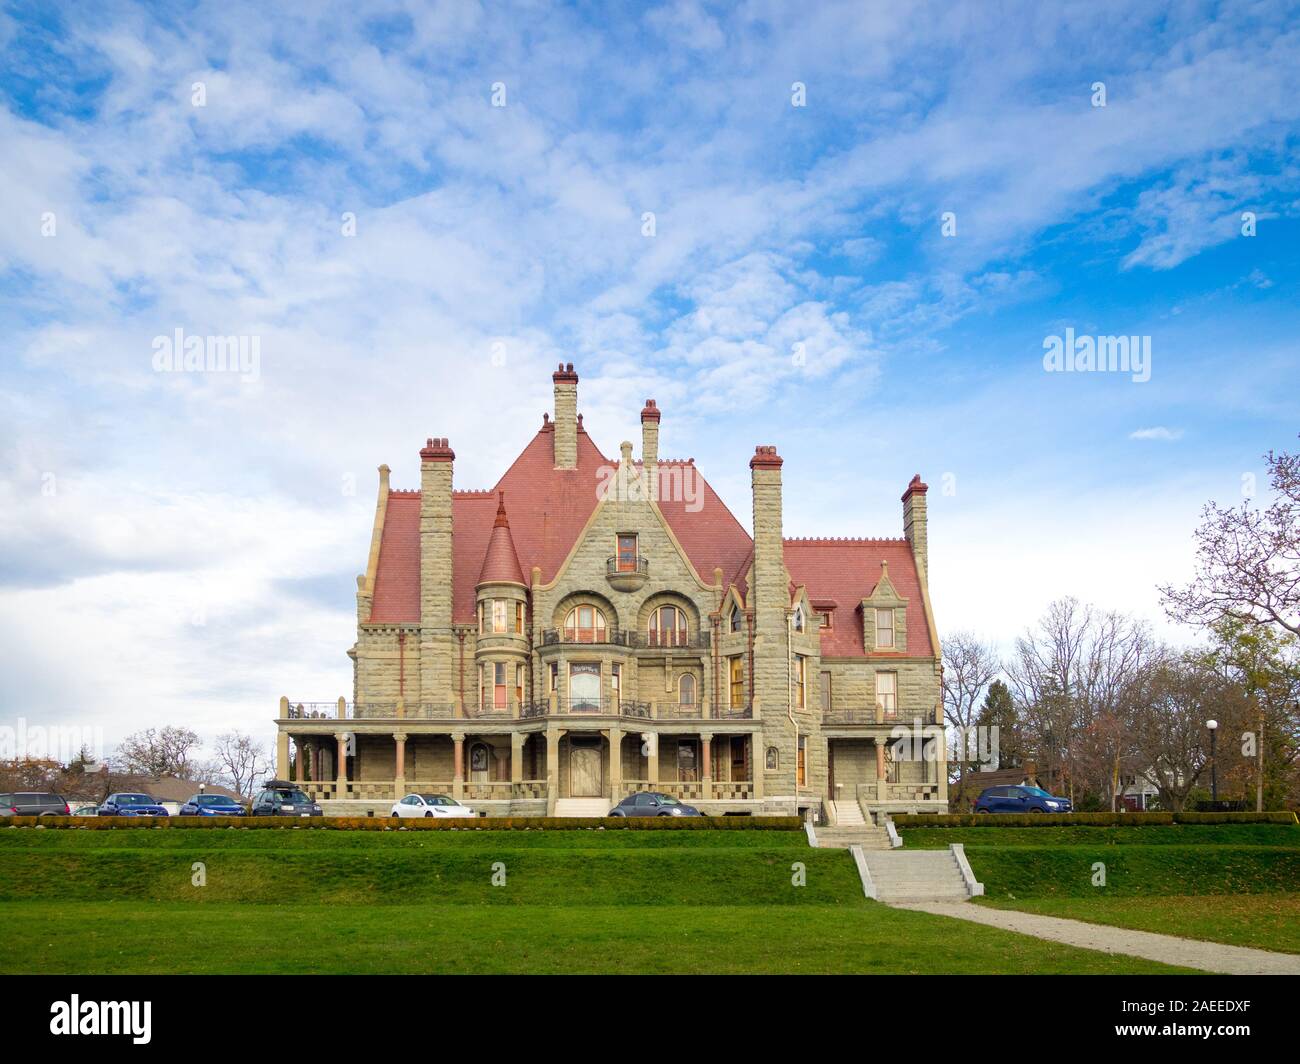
[{"left": 826, "top": 734, "right": 947, "bottom": 819}]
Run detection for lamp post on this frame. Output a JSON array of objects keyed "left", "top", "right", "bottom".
[{"left": 1206, "top": 719, "right": 1218, "bottom": 804}]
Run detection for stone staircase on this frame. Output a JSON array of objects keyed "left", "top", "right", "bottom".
[
  {"left": 553, "top": 798, "right": 612, "bottom": 818},
  {"left": 813, "top": 823, "right": 892, "bottom": 851},
  {"left": 828, "top": 799, "right": 865, "bottom": 826},
  {"left": 861, "top": 849, "right": 975, "bottom": 903}
]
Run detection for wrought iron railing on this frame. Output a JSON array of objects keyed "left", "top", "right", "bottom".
[{"left": 606, "top": 556, "right": 649, "bottom": 577}]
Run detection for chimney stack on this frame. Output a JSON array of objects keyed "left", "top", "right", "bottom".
[
  {"left": 902, "top": 474, "right": 929, "bottom": 580},
  {"left": 419, "top": 437, "right": 456, "bottom": 702},
  {"left": 641, "top": 399, "right": 660, "bottom": 501},
  {"left": 552, "top": 363, "right": 578, "bottom": 469}
]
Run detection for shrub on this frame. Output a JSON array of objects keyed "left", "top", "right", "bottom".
[{"left": 896, "top": 810, "right": 1296, "bottom": 828}]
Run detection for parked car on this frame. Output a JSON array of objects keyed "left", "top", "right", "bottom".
[
  {"left": 607, "top": 792, "right": 704, "bottom": 817},
  {"left": 0, "top": 792, "right": 70, "bottom": 817},
  {"left": 178, "top": 793, "right": 247, "bottom": 816},
  {"left": 390, "top": 793, "right": 475, "bottom": 819},
  {"left": 70, "top": 804, "right": 99, "bottom": 816},
  {"left": 250, "top": 782, "right": 323, "bottom": 817},
  {"left": 974, "top": 785, "right": 1072, "bottom": 814},
  {"left": 98, "top": 792, "right": 170, "bottom": 817}
]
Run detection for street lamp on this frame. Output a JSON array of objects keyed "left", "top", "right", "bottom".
[{"left": 1206, "top": 719, "right": 1218, "bottom": 804}]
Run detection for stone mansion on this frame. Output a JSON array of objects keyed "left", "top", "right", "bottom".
[{"left": 275, "top": 364, "right": 947, "bottom": 819}]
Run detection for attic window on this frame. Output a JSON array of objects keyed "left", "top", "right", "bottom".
[
  {"left": 875, "top": 608, "right": 895, "bottom": 649},
  {"left": 793, "top": 605, "right": 805, "bottom": 632},
  {"left": 729, "top": 606, "right": 742, "bottom": 633},
  {"left": 819, "top": 611, "right": 833, "bottom": 629}
]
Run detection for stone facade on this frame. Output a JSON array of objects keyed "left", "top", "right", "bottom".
[{"left": 277, "top": 365, "right": 946, "bottom": 819}]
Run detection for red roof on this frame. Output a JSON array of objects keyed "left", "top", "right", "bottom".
[
  {"left": 477, "top": 493, "right": 526, "bottom": 586},
  {"left": 783, "top": 539, "right": 933, "bottom": 658},
  {"left": 367, "top": 428, "right": 933, "bottom": 659}
]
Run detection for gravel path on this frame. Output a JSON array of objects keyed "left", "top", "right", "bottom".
[{"left": 895, "top": 902, "right": 1300, "bottom": 975}]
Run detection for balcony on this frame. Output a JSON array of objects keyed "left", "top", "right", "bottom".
[
  {"left": 540, "top": 627, "right": 711, "bottom": 651},
  {"left": 605, "top": 555, "right": 649, "bottom": 592}
]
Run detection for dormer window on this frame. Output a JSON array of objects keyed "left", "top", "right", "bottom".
[
  {"left": 820, "top": 611, "right": 833, "bottom": 629},
  {"left": 729, "top": 606, "right": 742, "bottom": 633},
  {"left": 875, "top": 608, "right": 895, "bottom": 649},
  {"left": 793, "top": 605, "right": 805, "bottom": 632}
]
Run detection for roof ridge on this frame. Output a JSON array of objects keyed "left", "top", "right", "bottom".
[{"left": 785, "top": 536, "right": 908, "bottom": 543}]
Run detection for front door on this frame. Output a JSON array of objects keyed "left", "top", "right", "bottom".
[{"left": 570, "top": 741, "right": 603, "bottom": 796}]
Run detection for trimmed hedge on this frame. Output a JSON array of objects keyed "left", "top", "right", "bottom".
[
  {"left": 893, "top": 811, "right": 1297, "bottom": 828},
  {"left": 4, "top": 814, "right": 803, "bottom": 832}
]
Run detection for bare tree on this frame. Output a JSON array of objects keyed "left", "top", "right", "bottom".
[
  {"left": 212, "top": 732, "right": 272, "bottom": 800},
  {"left": 941, "top": 632, "right": 1001, "bottom": 790},
  {"left": 1007, "top": 598, "right": 1154, "bottom": 807},
  {"left": 1128, "top": 652, "right": 1233, "bottom": 812},
  {"left": 1161, "top": 441, "right": 1300, "bottom": 636},
  {"left": 116, "top": 726, "right": 201, "bottom": 778}
]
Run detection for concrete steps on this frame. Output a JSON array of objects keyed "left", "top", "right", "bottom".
[
  {"left": 553, "top": 798, "right": 612, "bottom": 818},
  {"left": 862, "top": 849, "right": 974, "bottom": 903},
  {"left": 815, "top": 825, "right": 892, "bottom": 851},
  {"left": 828, "top": 800, "right": 865, "bottom": 826}
]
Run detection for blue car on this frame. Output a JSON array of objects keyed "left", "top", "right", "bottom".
[
  {"left": 178, "top": 794, "right": 246, "bottom": 816},
  {"left": 98, "top": 792, "right": 169, "bottom": 817},
  {"left": 974, "top": 785, "right": 1072, "bottom": 814}
]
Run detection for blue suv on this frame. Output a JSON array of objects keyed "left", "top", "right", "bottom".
[{"left": 974, "top": 785, "right": 1072, "bottom": 814}]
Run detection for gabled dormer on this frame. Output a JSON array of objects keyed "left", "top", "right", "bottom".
[{"left": 860, "top": 559, "right": 908, "bottom": 653}]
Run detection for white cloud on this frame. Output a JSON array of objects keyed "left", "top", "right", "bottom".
[{"left": 1129, "top": 426, "right": 1184, "bottom": 441}]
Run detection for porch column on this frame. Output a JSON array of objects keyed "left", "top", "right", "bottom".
[
  {"left": 294, "top": 738, "right": 306, "bottom": 783},
  {"left": 394, "top": 733, "right": 407, "bottom": 799},
  {"left": 311, "top": 743, "right": 321, "bottom": 782},
  {"left": 335, "top": 732, "right": 349, "bottom": 796},
  {"left": 608, "top": 727, "right": 622, "bottom": 802},
  {"left": 875, "top": 738, "right": 887, "bottom": 802},
  {"left": 452, "top": 732, "right": 465, "bottom": 800},
  {"left": 700, "top": 732, "right": 713, "bottom": 800},
  {"left": 644, "top": 732, "right": 659, "bottom": 785},
  {"left": 752, "top": 734, "right": 763, "bottom": 798},
  {"left": 545, "top": 726, "right": 562, "bottom": 815},
  {"left": 276, "top": 729, "right": 290, "bottom": 780},
  {"left": 511, "top": 733, "right": 525, "bottom": 785}
]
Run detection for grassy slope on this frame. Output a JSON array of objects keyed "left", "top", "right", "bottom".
[
  {"left": 900, "top": 823, "right": 1300, "bottom": 953},
  {"left": 0, "top": 828, "right": 1188, "bottom": 974},
  {"left": 976, "top": 895, "right": 1300, "bottom": 955}
]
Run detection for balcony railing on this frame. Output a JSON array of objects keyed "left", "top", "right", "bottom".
[
  {"left": 822, "top": 706, "right": 899, "bottom": 725},
  {"left": 539, "top": 628, "right": 711, "bottom": 650},
  {"left": 606, "top": 556, "right": 649, "bottom": 578}
]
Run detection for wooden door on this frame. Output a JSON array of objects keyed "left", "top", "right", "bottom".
[{"left": 570, "top": 743, "right": 603, "bottom": 796}]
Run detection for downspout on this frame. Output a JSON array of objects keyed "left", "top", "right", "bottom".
[
  {"left": 395, "top": 629, "right": 405, "bottom": 697},
  {"left": 787, "top": 611, "right": 798, "bottom": 805},
  {"left": 457, "top": 630, "right": 466, "bottom": 712}
]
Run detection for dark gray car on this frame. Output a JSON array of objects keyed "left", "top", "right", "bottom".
[
  {"left": 0, "top": 792, "right": 70, "bottom": 817},
  {"left": 607, "top": 792, "right": 704, "bottom": 817},
  {"left": 250, "top": 782, "right": 323, "bottom": 817}
]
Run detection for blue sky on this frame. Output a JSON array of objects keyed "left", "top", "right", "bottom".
[{"left": 1, "top": 0, "right": 1298, "bottom": 753}]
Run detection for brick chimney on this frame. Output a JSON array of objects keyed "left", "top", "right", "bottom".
[
  {"left": 419, "top": 437, "right": 456, "bottom": 702},
  {"left": 641, "top": 398, "right": 660, "bottom": 501},
  {"left": 902, "top": 474, "right": 929, "bottom": 580},
  {"left": 552, "top": 363, "right": 578, "bottom": 469}
]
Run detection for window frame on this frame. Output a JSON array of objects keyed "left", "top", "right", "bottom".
[
  {"left": 875, "top": 607, "right": 895, "bottom": 649},
  {"left": 616, "top": 533, "right": 639, "bottom": 572}
]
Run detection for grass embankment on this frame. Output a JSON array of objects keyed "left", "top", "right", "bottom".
[
  {"left": 0, "top": 827, "right": 1187, "bottom": 974},
  {"left": 901, "top": 822, "right": 1300, "bottom": 954}
]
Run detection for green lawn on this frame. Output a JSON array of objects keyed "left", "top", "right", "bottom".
[
  {"left": 0, "top": 827, "right": 1189, "bottom": 974},
  {"left": 899, "top": 822, "right": 1300, "bottom": 953},
  {"left": 976, "top": 894, "right": 1300, "bottom": 955},
  {"left": 0, "top": 901, "right": 1191, "bottom": 974}
]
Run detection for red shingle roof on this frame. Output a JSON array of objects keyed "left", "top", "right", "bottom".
[
  {"left": 367, "top": 428, "right": 933, "bottom": 659},
  {"left": 783, "top": 539, "right": 933, "bottom": 658}
]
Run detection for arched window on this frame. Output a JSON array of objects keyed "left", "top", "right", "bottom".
[
  {"left": 678, "top": 673, "right": 696, "bottom": 705},
  {"left": 729, "top": 605, "right": 742, "bottom": 633},
  {"left": 649, "top": 604, "right": 688, "bottom": 647},
  {"left": 793, "top": 605, "right": 805, "bottom": 632},
  {"left": 765, "top": 746, "right": 779, "bottom": 771},
  {"left": 564, "top": 605, "right": 607, "bottom": 643}
]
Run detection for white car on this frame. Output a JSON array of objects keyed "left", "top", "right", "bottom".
[{"left": 390, "top": 793, "right": 476, "bottom": 819}]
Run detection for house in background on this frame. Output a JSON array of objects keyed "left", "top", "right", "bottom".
[{"left": 274, "top": 364, "right": 945, "bottom": 820}]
